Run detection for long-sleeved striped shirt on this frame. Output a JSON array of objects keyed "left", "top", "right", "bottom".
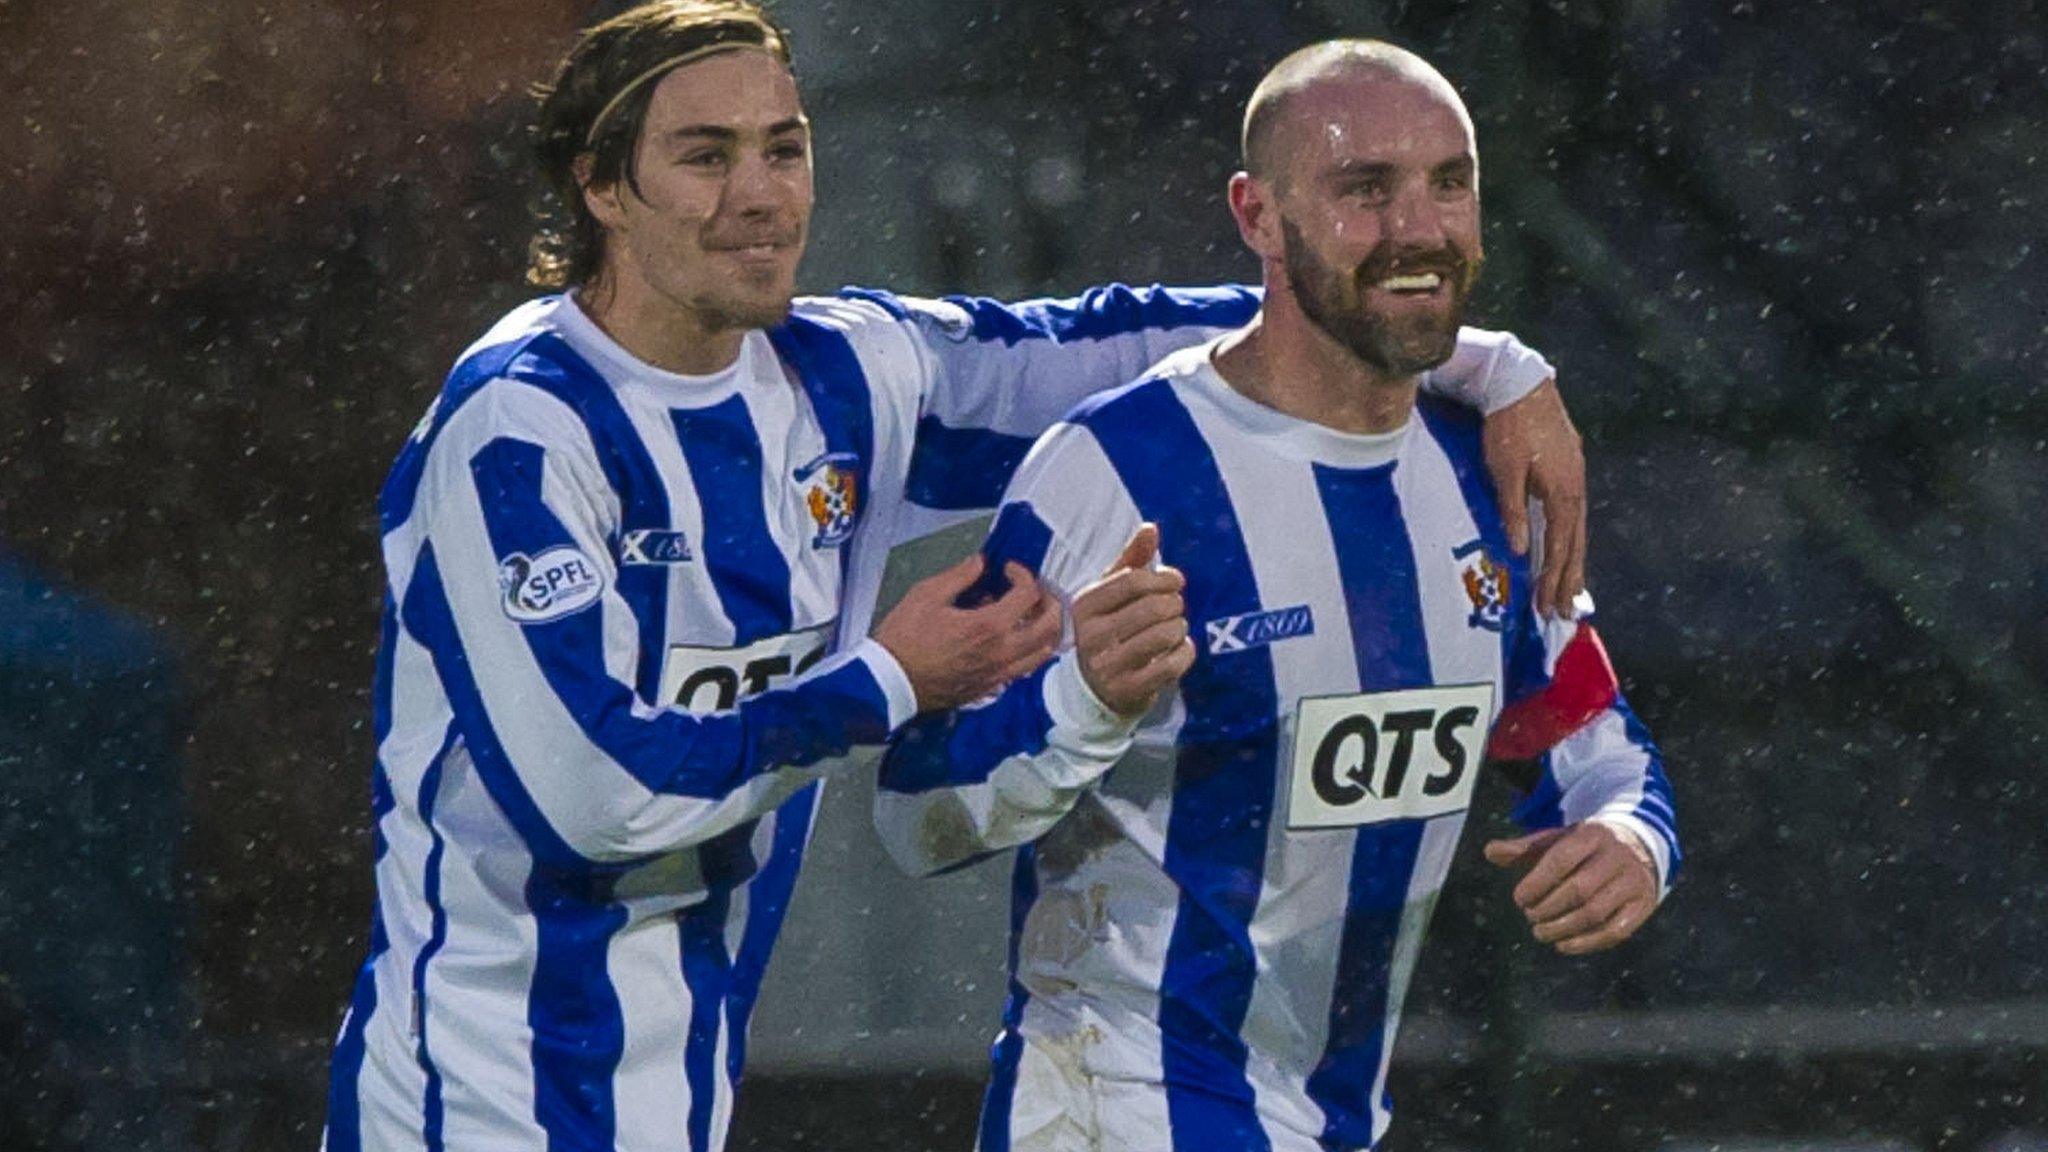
[
  {"left": 875, "top": 340, "right": 1679, "bottom": 1152},
  {"left": 323, "top": 287, "right": 1553, "bottom": 1152}
]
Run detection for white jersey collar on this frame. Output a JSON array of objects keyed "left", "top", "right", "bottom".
[{"left": 1163, "top": 340, "right": 1413, "bottom": 469}]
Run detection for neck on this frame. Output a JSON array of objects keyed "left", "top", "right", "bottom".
[
  {"left": 1211, "top": 279, "right": 1417, "bottom": 436},
  {"left": 576, "top": 264, "right": 748, "bottom": 377}
]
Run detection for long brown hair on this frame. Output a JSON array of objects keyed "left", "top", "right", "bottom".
[{"left": 527, "top": 1, "right": 794, "bottom": 289}]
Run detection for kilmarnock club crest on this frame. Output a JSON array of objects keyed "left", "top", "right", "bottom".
[
  {"left": 795, "top": 452, "right": 860, "bottom": 548},
  {"left": 1453, "top": 538, "right": 1510, "bottom": 632}
]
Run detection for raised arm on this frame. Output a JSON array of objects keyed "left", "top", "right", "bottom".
[{"left": 854, "top": 284, "right": 1561, "bottom": 529}]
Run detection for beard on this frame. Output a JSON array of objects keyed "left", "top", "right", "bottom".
[{"left": 1281, "top": 217, "right": 1480, "bottom": 375}]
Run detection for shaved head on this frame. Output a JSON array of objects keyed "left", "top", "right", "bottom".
[
  {"left": 1241, "top": 40, "right": 1471, "bottom": 182},
  {"left": 1224, "top": 38, "right": 1484, "bottom": 377}
]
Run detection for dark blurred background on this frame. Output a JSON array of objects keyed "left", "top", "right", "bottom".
[{"left": 2, "top": 0, "right": 2043, "bottom": 1149}]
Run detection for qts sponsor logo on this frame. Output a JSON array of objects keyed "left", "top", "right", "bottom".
[
  {"left": 1286, "top": 684, "right": 1494, "bottom": 830},
  {"left": 660, "top": 623, "right": 836, "bottom": 714}
]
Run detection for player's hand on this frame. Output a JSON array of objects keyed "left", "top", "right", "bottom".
[
  {"left": 1482, "top": 821, "right": 1658, "bottom": 955},
  {"left": 1482, "top": 378, "right": 1586, "bottom": 618},
  {"left": 875, "top": 554, "right": 1061, "bottom": 713},
  {"left": 1072, "top": 524, "right": 1196, "bottom": 718}
]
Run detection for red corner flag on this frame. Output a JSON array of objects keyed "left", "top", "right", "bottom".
[{"left": 1486, "top": 621, "right": 1620, "bottom": 761}]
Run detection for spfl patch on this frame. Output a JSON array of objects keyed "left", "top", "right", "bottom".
[{"left": 498, "top": 546, "right": 605, "bottom": 623}]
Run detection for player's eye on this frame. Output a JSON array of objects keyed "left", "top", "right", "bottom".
[
  {"left": 1345, "top": 180, "right": 1390, "bottom": 205},
  {"left": 1435, "top": 171, "right": 1473, "bottom": 195},
  {"left": 768, "top": 141, "right": 808, "bottom": 164},
  {"left": 680, "top": 149, "right": 728, "bottom": 169}
]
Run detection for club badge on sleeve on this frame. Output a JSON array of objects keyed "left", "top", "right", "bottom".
[
  {"left": 498, "top": 546, "right": 605, "bottom": 623},
  {"left": 796, "top": 452, "right": 860, "bottom": 549}
]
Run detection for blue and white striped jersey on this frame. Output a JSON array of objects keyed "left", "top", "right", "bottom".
[
  {"left": 322, "top": 286, "right": 1555, "bottom": 1152},
  {"left": 875, "top": 343, "right": 1680, "bottom": 1152}
]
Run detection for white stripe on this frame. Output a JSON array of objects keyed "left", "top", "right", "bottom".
[
  {"left": 354, "top": 624, "right": 451, "bottom": 1150},
  {"left": 1192, "top": 408, "right": 1353, "bottom": 1141},
  {"left": 1365, "top": 813, "right": 1465, "bottom": 1144},
  {"left": 609, "top": 913, "right": 693, "bottom": 1150},
  {"left": 1396, "top": 426, "right": 1499, "bottom": 695},
  {"left": 424, "top": 744, "right": 545, "bottom": 1149}
]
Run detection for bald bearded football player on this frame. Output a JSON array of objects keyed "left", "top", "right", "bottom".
[{"left": 876, "top": 41, "right": 1680, "bottom": 1152}]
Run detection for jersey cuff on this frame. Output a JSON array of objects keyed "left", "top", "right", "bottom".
[
  {"left": 1042, "top": 654, "right": 1141, "bottom": 775},
  {"left": 850, "top": 638, "right": 919, "bottom": 733},
  {"left": 1588, "top": 812, "right": 1674, "bottom": 903}
]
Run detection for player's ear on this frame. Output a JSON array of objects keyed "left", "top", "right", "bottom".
[
  {"left": 576, "top": 153, "right": 628, "bottom": 230},
  {"left": 1228, "top": 171, "right": 1282, "bottom": 261}
]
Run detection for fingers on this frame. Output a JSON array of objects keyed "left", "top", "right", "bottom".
[
  {"left": 1112, "top": 523, "right": 1161, "bottom": 573},
  {"left": 1077, "top": 584, "right": 1183, "bottom": 648},
  {"left": 1531, "top": 873, "right": 1631, "bottom": 944},
  {"left": 1506, "top": 822, "right": 1661, "bottom": 955},
  {"left": 1482, "top": 827, "right": 1566, "bottom": 869},
  {"left": 1092, "top": 616, "right": 1189, "bottom": 676},
  {"left": 1075, "top": 563, "right": 1185, "bottom": 620},
  {"left": 1491, "top": 454, "right": 1532, "bottom": 557},
  {"left": 1554, "top": 892, "right": 1657, "bottom": 955},
  {"left": 922, "top": 552, "right": 987, "bottom": 600},
  {"left": 1534, "top": 492, "right": 1585, "bottom": 618},
  {"left": 1524, "top": 852, "right": 1623, "bottom": 926},
  {"left": 1563, "top": 502, "right": 1588, "bottom": 611},
  {"left": 1509, "top": 825, "right": 1602, "bottom": 911}
]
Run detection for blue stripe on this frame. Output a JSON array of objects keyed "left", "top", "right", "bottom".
[
  {"left": 1416, "top": 397, "right": 1549, "bottom": 715},
  {"left": 882, "top": 497, "right": 1060, "bottom": 794},
  {"left": 401, "top": 548, "right": 630, "bottom": 1148},
  {"left": 906, "top": 418, "right": 1037, "bottom": 511},
  {"left": 408, "top": 734, "right": 460, "bottom": 1152},
  {"left": 324, "top": 953, "right": 381, "bottom": 1151},
  {"left": 947, "top": 283, "right": 1260, "bottom": 346},
  {"left": 1303, "top": 462, "right": 1435, "bottom": 1146},
  {"left": 877, "top": 661, "right": 1056, "bottom": 796},
  {"left": 381, "top": 334, "right": 537, "bottom": 534},
  {"left": 1513, "top": 753, "right": 1566, "bottom": 830},
  {"left": 1613, "top": 696, "right": 1683, "bottom": 878},
  {"left": 671, "top": 395, "right": 793, "bottom": 645},
  {"left": 680, "top": 886, "right": 734, "bottom": 1151},
  {"left": 768, "top": 313, "right": 877, "bottom": 592},
  {"left": 977, "top": 844, "right": 1041, "bottom": 1152},
  {"left": 467, "top": 438, "right": 890, "bottom": 807},
  {"left": 959, "top": 501, "right": 1056, "bottom": 607},
  {"left": 724, "top": 784, "right": 819, "bottom": 1086},
  {"left": 525, "top": 868, "right": 630, "bottom": 1152},
  {"left": 1078, "top": 380, "right": 1275, "bottom": 1150},
  {"left": 326, "top": 597, "right": 404, "bottom": 1150}
]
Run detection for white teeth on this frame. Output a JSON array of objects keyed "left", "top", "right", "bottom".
[{"left": 1381, "top": 273, "right": 1443, "bottom": 292}]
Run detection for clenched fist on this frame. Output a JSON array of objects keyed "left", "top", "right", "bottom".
[{"left": 1072, "top": 524, "right": 1198, "bottom": 718}]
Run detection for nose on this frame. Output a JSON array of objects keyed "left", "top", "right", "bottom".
[
  {"left": 720, "top": 151, "right": 782, "bottom": 219},
  {"left": 1383, "top": 181, "right": 1447, "bottom": 249}
]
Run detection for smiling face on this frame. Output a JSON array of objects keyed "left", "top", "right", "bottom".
[
  {"left": 1237, "top": 56, "right": 1483, "bottom": 375},
  {"left": 582, "top": 47, "right": 813, "bottom": 331}
]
